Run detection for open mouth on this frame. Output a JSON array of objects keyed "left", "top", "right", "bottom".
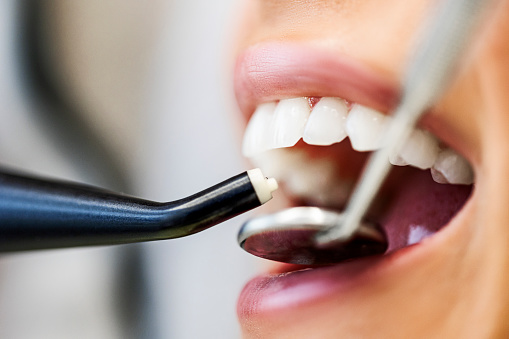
[
  {"left": 242, "top": 96, "right": 474, "bottom": 254},
  {"left": 235, "top": 43, "right": 477, "bottom": 316}
]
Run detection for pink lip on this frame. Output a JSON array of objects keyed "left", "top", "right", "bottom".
[
  {"left": 234, "top": 42, "right": 400, "bottom": 116},
  {"left": 237, "top": 255, "right": 387, "bottom": 317},
  {"left": 236, "top": 241, "right": 435, "bottom": 318}
]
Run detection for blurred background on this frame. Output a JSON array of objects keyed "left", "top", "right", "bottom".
[{"left": 0, "top": 0, "right": 259, "bottom": 338}]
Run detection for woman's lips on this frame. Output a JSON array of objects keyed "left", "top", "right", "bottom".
[
  {"left": 234, "top": 42, "right": 399, "bottom": 116},
  {"left": 234, "top": 42, "right": 474, "bottom": 318},
  {"left": 238, "top": 256, "right": 386, "bottom": 316},
  {"left": 234, "top": 42, "right": 471, "bottom": 162}
]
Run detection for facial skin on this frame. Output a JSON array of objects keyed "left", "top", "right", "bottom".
[{"left": 233, "top": 0, "right": 509, "bottom": 338}]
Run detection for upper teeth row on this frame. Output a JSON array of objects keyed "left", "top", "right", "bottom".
[{"left": 242, "top": 97, "right": 474, "bottom": 185}]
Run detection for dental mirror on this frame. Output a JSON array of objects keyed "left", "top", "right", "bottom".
[{"left": 238, "top": 207, "right": 387, "bottom": 265}]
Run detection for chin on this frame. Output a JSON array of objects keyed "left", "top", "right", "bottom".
[{"left": 233, "top": 41, "right": 509, "bottom": 338}]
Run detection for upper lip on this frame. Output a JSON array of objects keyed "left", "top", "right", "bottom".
[
  {"left": 234, "top": 42, "right": 400, "bottom": 117},
  {"left": 234, "top": 41, "right": 472, "bottom": 162}
]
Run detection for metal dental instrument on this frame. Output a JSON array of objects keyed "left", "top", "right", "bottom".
[
  {"left": 238, "top": 207, "right": 387, "bottom": 265},
  {"left": 238, "top": 0, "right": 494, "bottom": 265},
  {"left": 0, "top": 168, "right": 277, "bottom": 252}
]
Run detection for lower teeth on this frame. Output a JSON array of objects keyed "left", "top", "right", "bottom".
[{"left": 251, "top": 148, "right": 352, "bottom": 207}]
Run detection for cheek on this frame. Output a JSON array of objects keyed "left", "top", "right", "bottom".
[
  {"left": 232, "top": 0, "right": 260, "bottom": 55},
  {"left": 429, "top": 0, "right": 509, "bottom": 169},
  {"left": 424, "top": 70, "right": 484, "bottom": 167}
]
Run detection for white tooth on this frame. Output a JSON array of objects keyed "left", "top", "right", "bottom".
[
  {"left": 249, "top": 148, "right": 299, "bottom": 180},
  {"left": 345, "top": 104, "right": 389, "bottom": 151},
  {"left": 431, "top": 148, "right": 474, "bottom": 185},
  {"left": 242, "top": 102, "right": 276, "bottom": 157},
  {"left": 303, "top": 97, "right": 348, "bottom": 146},
  {"left": 390, "top": 129, "right": 439, "bottom": 169},
  {"left": 283, "top": 152, "right": 351, "bottom": 206},
  {"left": 284, "top": 155, "right": 334, "bottom": 197},
  {"left": 252, "top": 148, "right": 351, "bottom": 206},
  {"left": 271, "top": 98, "right": 310, "bottom": 148},
  {"left": 389, "top": 153, "right": 408, "bottom": 166}
]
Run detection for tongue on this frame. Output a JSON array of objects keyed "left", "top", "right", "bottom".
[{"left": 381, "top": 169, "right": 472, "bottom": 252}]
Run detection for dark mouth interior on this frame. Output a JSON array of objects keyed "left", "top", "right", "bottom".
[
  {"left": 286, "top": 139, "right": 473, "bottom": 257},
  {"left": 380, "top": 168, "right": 472, "bottom": 252}
]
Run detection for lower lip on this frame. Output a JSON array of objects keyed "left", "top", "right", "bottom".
[{"left": 237, "top": 243, "right": 420, "bottom": 317}]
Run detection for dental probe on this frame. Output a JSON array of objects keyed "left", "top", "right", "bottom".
[
  {"left": 238, "top": 0, "right": 495, "bottom": 265},
  {"left": 0, "top": 168, "right": 277, "bottom": 252}
]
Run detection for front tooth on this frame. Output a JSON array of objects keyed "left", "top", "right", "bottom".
[
  {"left": 388, "top": 153, "right": 408, "bottom": 166},
  {"left": 284, "top": 158, "right": 351, "bottom": 206},
  {"left": 303, "top": 97, "right": 348, "bottom": 146},
  {"left": 389, "top": 129, "right": 439, "bottom": 169},
  {"left": 271, "top": 98, "right": 310, "bottom": 148},
  {"left": 242, "top": 102, "right": 276, "bottom": 157},
  {"left": 249, "top": 148, "right": 298, "bottom": 180},
  {"left": 431, "top": 148, "right": 474, "bottom": 185},
  {"left": 345, "top": 104, "right": 389, "bottom": 151}
]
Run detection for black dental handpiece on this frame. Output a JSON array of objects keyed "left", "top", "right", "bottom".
[{"left": 0, "top": 168, "right": 277, "bottom": 252}]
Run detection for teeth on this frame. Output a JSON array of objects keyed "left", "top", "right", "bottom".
[
  {"left": 431, "top": 148, "right": 474, "bottom": 185},
  {"left": 389, "top": 129, "right": 439, "bottom": 170},
  {"left": 242, "top": 97, "right": 475, "bottom": 187},
  {"left": 303, "top": 97, "right": 348, "bottom": 146},
  {"left": 242, "top": 103, "right": 276, "bottom": 157},
  {"left": 249, "top": 148, "right": 298, "bottom": 182},
  {"left": 251, "top": 149, "right": 351, "bottom": 206},
  {"left": 284, "top": 158, "right": 352, "bottom": 206},
  {"left": 345, "top": 104, "right": 389, "bottom": 151},
  {"left": 271, "top": 98, "right": 310, "bottom": 148}
]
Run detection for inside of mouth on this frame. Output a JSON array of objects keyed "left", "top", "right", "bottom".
[
  {"left": 380, "top": 167, "right": 472, "bottom": 252},
  {"left": 245, "top": 96, "right": 474, "bottom": 260},
  {"left": 275, "top": 141, "right": 473, "bottom": 256}
]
